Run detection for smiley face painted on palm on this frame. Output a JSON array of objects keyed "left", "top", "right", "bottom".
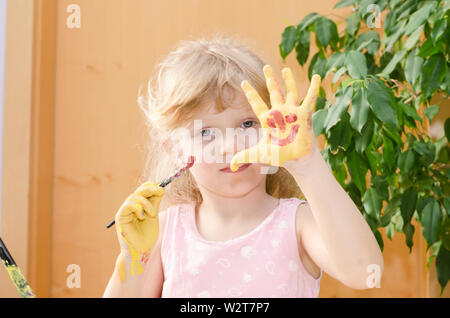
[
  {"left": 229, "top": 65, "right": 321, "bottom": 172},
  {"left": 266, "top": 109, "right": 299, "bottom": 146}
]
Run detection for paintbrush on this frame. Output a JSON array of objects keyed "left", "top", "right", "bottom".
[
  {"left": 0, "top": 237, "right": 36, "bottom": 298},
  {"left": 106, "top": 155, "right": 195, "bottom": 228}
]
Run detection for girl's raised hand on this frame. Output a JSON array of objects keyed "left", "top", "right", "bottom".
[{"left": 230, "top": 65, "right": 321, "bottom": 172}]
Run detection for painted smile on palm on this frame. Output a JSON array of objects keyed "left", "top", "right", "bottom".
[
  {"left": 266, "top": 109, "right": 299, "bottom": 146},
  {"left": 229, "top": 65, "right": 321, "bottom": 172}
]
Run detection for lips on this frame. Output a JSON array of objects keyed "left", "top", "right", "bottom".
[{"left": 220, "top": 163, "right": 251, "bottom": 173}]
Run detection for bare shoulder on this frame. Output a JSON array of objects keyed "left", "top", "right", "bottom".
[{"left": 295, "top": 200, "right": 322, "bottom": 280}]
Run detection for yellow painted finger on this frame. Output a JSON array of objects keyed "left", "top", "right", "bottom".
[
  {"left": 301, "top": 74, "right": 321, "bottom": 113},
  {"left": 241, "top": 80, "right": 269, "bottom": 118},
  {"left": 263, "top": 65, "right": 285, "bottom": 106},
  {"left": 229, "top": 145, "right": 261, "bottom": 172},
  {"left": 129, "top": 193, "right": 155, "bottom": 218},
  {"left": 282, "top": 67, "right": 299, "bottom": 105},
  {"left": 135, "top": 183, "right": 165, "bottom": 199},
  {"left": 127, "top": 202, "right": 145, "bottom": 221}
]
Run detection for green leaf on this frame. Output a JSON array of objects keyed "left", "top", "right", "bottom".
[
  {"left": 397, "top": 149, "right": 415, "bottom": 174},
  {"left": 381, "top": 194, "right": 402, "bottom": 226},
  {"left": 324, "top": 86, "right": 353, "bottom": 132},
  {"left": 365, "top": 145, "right": 379, "bottom": 174},
  {"left": 308, "top": 51, "right": 327, "bottom": 80},
  {"left": 405, "top": 49, "right": 424, "bottom": 86},
  {"left": 349, "top": 88, "right": 370, "bottom": 133},
  {"left": 280, "top": 25, "right": 297, "bottom": 60},
  {"left": 382, "top": 124, "right": 403, "bottom": 147},
  {"left": 316, "top": 95, "right": 326, "bottom": 110},
  {"left": 441, "top": 217, "right": 450, "bottom": 251},
  {"left": 399, "top": 102, "right": 422, "bottom": 122},
  {"left": 413, "top": 140, "right": 436, "bottom": 166},
  {"left": 327, "top": 112, "right": 353, "bottom": 151},
  {"left": 386, "top": 223, "right": 395, "bottom": 240},
  {"left": 374, "top": 229, "right": 384, "bottom": 252},
  {"left": 403, "top": 1, "right": 436, "bottom": 36},
  {"left": 420, "top": 53, "right": 447, "bottom": 97},
  {"left": 312, "top": 108, "right": 328, "bottom": 137},
  {"left": 421, "top": 199, "right": 443, "bottom": 250},
  {"left": 382, "top": 135, "right": 396, "bottom": 174},
  {"left": 334, "top": 0, "right": 356, "bottom": 9},
  {"left": 396, "top": 0, "right": 419, "bottom": 20},
  {"left": 418, "top": 37, "right": 444, "bottom": 58},
  {"left": 355, "top": 30, "right": 380, "bottom": 55},
  {"left": 365, "top": 77, "right": 398, "bottom": 130},
  {"left": 431, "top": 18, "right": 447, "bottom": 44},
  {"left": 345, "top": 13, "right": 360, "bottom": 37},
  {"left": 295, "top": 30, "right": 311, "bottom": 66},
  {"left": 380, "top": 50, "right": 406, "bottom": 77},
  {"left": 355, "top": 119, "right": 374, "bottom": 154},
  {"left": 332, "top": 67, "right": 347, "bottom": 83},
  {"left": 417, "top": 196, "right": 435, "bottom": 217},
  {"left": 371, "top": 174, "right": 389, "bottom": 201},
  {"left": 404, "top": 25, "right": 424, "bottom": 51},
  {"left": 401, "top": 188, "right": 418, "bottom": 225},
  {"left": 297, "top": 12, "right": 319, "bottom": 32},
  {"left": 436, "top": 246, "right": 450, "bottom": 295},
  {"left": 445, "top": 118, "right": 450, "bottom": 142},
  {"left": 325, "top": 52, "right": 345, "bottom": 77},
  {"left": 424, "top": 104, "right": 440, "bottom": 122},
  {"left": 403, "top": 222, "right": 415, "bottom": 253},
  {"left": 345, "top": 50, "right": 368, "bottom": 79},
  {"left": 315, "top": 17, "right": 338, "bottom": 49},
  {"left": 347, "top": 149, "right": 369, "bottom": 193},
  {"left": 383, "top": 20, "right": 407, "bottom": 51}
]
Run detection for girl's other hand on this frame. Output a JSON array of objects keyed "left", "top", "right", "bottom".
[{"left": 114, "top": 181, "right": 164, "bottom": 282}]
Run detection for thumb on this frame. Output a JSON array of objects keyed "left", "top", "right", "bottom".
[{"left": 230, "top": 146, "right": 260, "bottom": 172}]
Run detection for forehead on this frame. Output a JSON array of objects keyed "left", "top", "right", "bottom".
[{"left": 196, "top": 92, "right": 255, "bottom": 121}]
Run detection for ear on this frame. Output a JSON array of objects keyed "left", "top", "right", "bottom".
[{"left": 162, "top": 136, "right": 191, "bottom": 165}]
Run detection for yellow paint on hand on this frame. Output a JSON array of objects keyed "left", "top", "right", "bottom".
[
  {"left": 114, "top": 181, "right": 163, "bottom": 283},
  {"left": 230, "top": 65, "right": 321, "bottom": 171},
  {"left": 116, "top": 253, "right": 126, "bottom": 283}
]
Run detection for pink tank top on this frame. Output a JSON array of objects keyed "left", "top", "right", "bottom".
[{"left": 160, "top": 197, "right": 322, "bottom": 298}]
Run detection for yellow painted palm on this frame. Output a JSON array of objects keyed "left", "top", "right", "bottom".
[{"left": 230, "top": 65, "right": 321, "bottom": 172}]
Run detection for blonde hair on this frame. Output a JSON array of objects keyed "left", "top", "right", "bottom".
[{"left": 137, "top": 35, "right": 303, "bottom": 211}]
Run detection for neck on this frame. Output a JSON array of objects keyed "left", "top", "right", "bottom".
[{"left": 196, "top": 177, "right": 279, "bottom": 223}]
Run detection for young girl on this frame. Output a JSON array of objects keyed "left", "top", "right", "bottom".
[{"left": 103, "top": 36, "right": 384, "bottom": 298}]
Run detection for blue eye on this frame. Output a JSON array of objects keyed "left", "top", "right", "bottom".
[
  {"left": 201, "top": 128, "right": 213, "bottom": 137},
  {"left": 240, "top": 120, "right": 257, "bottom": 129}
]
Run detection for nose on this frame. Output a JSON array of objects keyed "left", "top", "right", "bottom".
[{"left": 220, "top": 129, "right": 238, "bottom": 157}]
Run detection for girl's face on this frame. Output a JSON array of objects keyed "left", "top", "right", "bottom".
[{"left": 172, "top": 94, "right": 271, "bottom": 198}]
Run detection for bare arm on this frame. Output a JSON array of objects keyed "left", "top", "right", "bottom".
[{"left": 285, "top": 147, "right": 384, "bottom": 290}]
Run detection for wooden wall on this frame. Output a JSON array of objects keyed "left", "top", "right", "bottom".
[{"left": 1, "top": 0, "right": 448, "bottom": 298}]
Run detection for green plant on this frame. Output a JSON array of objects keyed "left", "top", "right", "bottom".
[{"left": 279, "top": 0, "right": 450, "bottom": 294}]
